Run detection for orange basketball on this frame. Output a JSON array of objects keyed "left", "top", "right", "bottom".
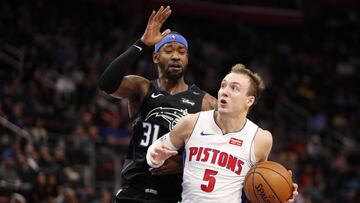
[{"left": 244, "top": 161, "right": 293, "bottom": 203}]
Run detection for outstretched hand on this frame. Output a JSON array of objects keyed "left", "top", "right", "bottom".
[
  {"left": 148, "top": 145, "right": 178, "bottom": 166},
  {"left": 141, "top": 6, "right": 172, "bottom": 46}
]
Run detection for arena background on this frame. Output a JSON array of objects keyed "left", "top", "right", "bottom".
[{"left": 1, "top": 0, "right": 359, "bottom": 202}]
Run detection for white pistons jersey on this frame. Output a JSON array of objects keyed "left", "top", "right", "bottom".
[{"left": 181, "top": 110, "right": 258, "bottom": 203}]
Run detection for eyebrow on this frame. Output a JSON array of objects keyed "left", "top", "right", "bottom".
[{"left": 222, "top": 79, "right": 241, "bottom": 86}]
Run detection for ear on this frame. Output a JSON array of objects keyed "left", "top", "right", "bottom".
[
  {"left": 153, "top": 52, "right": 159, "bottom": 64},
  {"left": 247, "top": 96, "right": 255, "bottom": 107}
]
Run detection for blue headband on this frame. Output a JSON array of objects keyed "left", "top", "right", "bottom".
[{"left": 154, "top": 34, "right": 188, "bottom": 52}]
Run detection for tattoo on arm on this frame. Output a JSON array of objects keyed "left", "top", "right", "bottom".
[
  {"left": 209, "top": 96, "right": 217, "bottom": 109},
  {"left": 202, "top": 93, "right": 218, "bottom": 111}
]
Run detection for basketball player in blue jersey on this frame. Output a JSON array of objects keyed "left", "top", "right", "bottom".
[
  {"left": 98, "top": 6, "right": 217, "bottom": 203},
  {"left": 147, "top": 64, "right": 298, "bottom": 202}
]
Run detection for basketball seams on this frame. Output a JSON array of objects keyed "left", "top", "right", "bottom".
[
  {"left": 244, "top": 167, "right": 256, "bottom": 201},
  {"left": 254, "top": 171, "right": 282, "bottom": 203},
  {"left": 254, "top": 166, "right": 292, "bottom": 191},
  {"left": 245, "top": 170, "right": 255, "bottom": 201},
  {"left": 251, "top": 169, "right": 262, "bottom": 203},
  {"left": 244, "top": 168, "right": 255, "bottom": 185},
  {"left": 244, "top": 162, "right": 293, "bottom": 203}
]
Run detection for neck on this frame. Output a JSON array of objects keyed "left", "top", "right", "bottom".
[
  {"left": 158, "top": 77, "right": 188, "bottom": 94},
  {"left": 215, "top": 111, "right": 247, "bottom": 134}
]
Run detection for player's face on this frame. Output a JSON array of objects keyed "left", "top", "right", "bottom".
[
  {"left": 217, "top": 73, "right": 254, "bottom": 115},
  {"left": 154, "top": 42, "right": 188, "bottom": 80}
]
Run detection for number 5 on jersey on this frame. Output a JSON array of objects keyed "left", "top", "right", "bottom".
[
  {"left": 140, "top": 122, "right": 160, "bottom": 147},
  {"left": 201, "top": 169, "right": 218, "bottom": 192}
]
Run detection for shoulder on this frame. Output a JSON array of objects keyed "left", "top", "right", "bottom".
[
  {"left": 124, "top": 75, "right": 150, "bottom": 86},
  {"left": 254, "top": 128, "right": 273, "bottom": 148},
  {"left": 179, "top": 113, "right": 200, "bottom": 126},
  {"left": 255, "top": 128, "right": 272, "bottom": 140},
  {"left": 173, "top": 113, "right": 200, "bottom": 133},
  {"left": 172, "top": 113, "right": 200, "bottom": 141},
  {"left": 201, "top": 93, "right": 217, "bottom": 111}
]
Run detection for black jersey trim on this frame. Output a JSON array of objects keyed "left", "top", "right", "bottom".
[{"left": 153, "top": 79, "right": 202, "bottom": 96}]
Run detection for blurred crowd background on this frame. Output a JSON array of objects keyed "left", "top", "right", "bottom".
[{"left": 1, "top": 0, "right": 359, "bottom": 202}]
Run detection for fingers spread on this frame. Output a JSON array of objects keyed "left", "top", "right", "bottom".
[
  {"left": 154, "top": 6, "right": 164, "bottom": 21},
  {"left": 148, "top": 10, "right": 156, "bottom": 23},
  {"left": 153, "top": 146, "right": 177, "bottom": 160},
  {"left": 159, "top": 6, "right": 171, "bottom": 23},
  {"left": 153, "top": 6, "right": 171, "bottom": 23}
]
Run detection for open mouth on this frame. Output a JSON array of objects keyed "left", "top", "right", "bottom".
[
  {"left": 220, "top": 99, "right": 227, "bottom": 105},
  {"left": 169, "top": 63, "right": 181, "bottom": 70}
]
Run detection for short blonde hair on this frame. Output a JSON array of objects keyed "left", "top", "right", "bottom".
[{"left": 230, "top": 64, "right": 265, "bottom": 105}]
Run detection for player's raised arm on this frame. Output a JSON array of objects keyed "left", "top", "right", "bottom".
[
  {"left": 141, "top": 6, "right": 172, "bottom": 46},
  {"left": 98, "top": 6, "right": 172, "bottom": 99}
]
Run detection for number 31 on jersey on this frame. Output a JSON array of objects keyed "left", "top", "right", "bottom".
[{"left": 140, "top": 122, "right": 160, "bottom": 147}]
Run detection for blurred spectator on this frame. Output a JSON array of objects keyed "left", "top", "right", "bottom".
[
  {"left": 30, "top": 118, "right": 47, "bottom": 146},
  {"left": 66, "top": 124, "right": 91, "bottom": 165},
  {"left": 38, "top": 145, "right": 53, "bottom": 169},
  {"left": 58, "top": 187, "right": 78, "bottom": 203},
  {"left": 0, "top": 150, "right": 22, "bottom": 193},
  {"left": 31, "top": 171, "right": 47, "bottom": 202},
  {"left": 15, "top": 153, "right": 35, "bottom": 198},
  {"left": 9, "top": 193, "right": 26, "bottom": 203}
]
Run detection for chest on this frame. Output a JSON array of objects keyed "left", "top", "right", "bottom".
[
  {"left": 136, "top": 87, "right": 203, "bottom": 131},
  {"left": 144, "top": 90, "right": 201, "bottom": 111}
]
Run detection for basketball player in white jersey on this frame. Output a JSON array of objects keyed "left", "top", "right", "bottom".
[{"left": 146, "top": 64, "right": 298, "bottom": 202}]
